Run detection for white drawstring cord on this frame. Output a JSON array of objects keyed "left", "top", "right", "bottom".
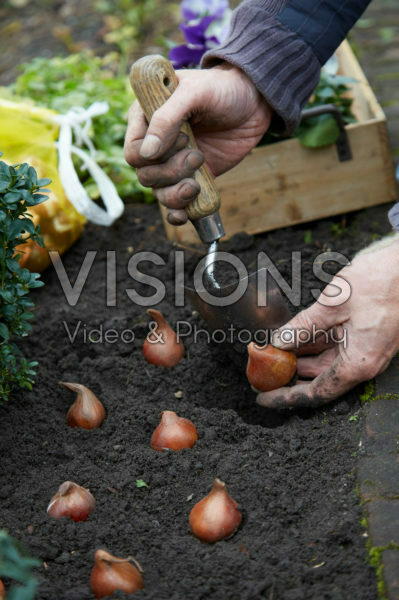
[{"left": 52, "top": 102, "right": 124, "bottom": 226}]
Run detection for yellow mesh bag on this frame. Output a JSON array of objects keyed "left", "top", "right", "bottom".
[
  {"left": 0, "top": 98, "right": 124, "bottom": 271},
  {"left": 0, "top": 98, "right": 85, "bottom": 272}
]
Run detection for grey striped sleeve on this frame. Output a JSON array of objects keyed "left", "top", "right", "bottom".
[{"left": 201, "top": 0, "right": 321, "bottom": 134}]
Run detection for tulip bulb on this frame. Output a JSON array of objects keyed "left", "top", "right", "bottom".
[
  {"left": 151, "top": 410, "right": 198, "bottom": 451},
  {"left": 47, "top": 481, "right": 95, "bottom": 522},
  {"left": 246, "top": 343, "right": 296, "bottom": 392},
  {"left": 189, "top": 478, "right": 242, "bottom": 543},
  {"left": 143, "top": 309, "right": 184, "bottom": 368},
  {"left": 60, "top": 382, "right": 106, "bottom": 429},
  {"left": 91, "top": 549, "right": 143, "bottom": 598},
  {"left": 0, "top": 579, "right": 5, "bottom": 600}
]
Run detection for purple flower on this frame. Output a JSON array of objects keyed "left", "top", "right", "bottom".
[
  {"left": 169, "top": 1, "right": 231, "bottom": 69},
  {"left": 181, "top": 0, "right": 228, "bottom": 21},
  {"left": 169, "top": 15, "right": 218, "bottom": 68},
  {"left": 169, "top": 45, "right": 206, "bottom": 69},
  {"left": 181, "top": 15, "right": 216, "bottom": 44}
]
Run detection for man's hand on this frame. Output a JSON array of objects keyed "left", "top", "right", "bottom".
[
  {"left": 257, "top": 237, "right": 399, "bottom": 409},
  {"left": 124, "top": 64, "right": 272, "bottom": 225}
]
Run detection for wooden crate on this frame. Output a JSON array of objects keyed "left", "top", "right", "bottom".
[{"left": 160, "top": 40, "right": 397, "bottom": 245}]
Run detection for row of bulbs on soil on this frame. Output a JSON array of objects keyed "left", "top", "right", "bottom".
[{"left": 0, "top": 309, "right": 296, "bottom": 599}]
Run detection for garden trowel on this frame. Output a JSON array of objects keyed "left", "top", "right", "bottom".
[
  {"left": 129, "top": 55, "right": 224, "bottom": 249},
  {"left": 129, "top": 55, "right": 291, "bottom": 341}
]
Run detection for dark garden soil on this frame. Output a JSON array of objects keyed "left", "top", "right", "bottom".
[{"left": 1, "top": 202, "right": 393, "bottom": 599}]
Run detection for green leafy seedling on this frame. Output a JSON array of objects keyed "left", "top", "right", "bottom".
[
  {"left": 0, "top": 154, "right": 49, "bottom": 403},
  {"left": 136, "top": 479, "right": 149, "bottom": 489},
  {"left": 304, "top": 230, "right": 312, "bottom": 244},
  {"left": 0, "top": 529, "right": 40, "bottom": 600},
  {"left": 295, "top": 71, "right": 357, "bottom": 149}
]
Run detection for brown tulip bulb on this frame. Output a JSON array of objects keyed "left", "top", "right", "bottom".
[
  {"left": 47, "top": 481, "right": 95, "bottom": 522},
  {"left": 189, "top": 478, "right": 242, "bottom": 543},
  {"left": 246, "top": 343, "right": 297, "bottom": 392},
  {"left": 143, "top": 309, "right": 184, "bottom": 368},
  {"left": 60, "top": 382, "right": 106, "bottom": 429},
  {"left": 151, "top": 410, "right": 198, "bottom": 451},
  {"left": 90, "top": 549, "right": 143, "bottom": 598}
]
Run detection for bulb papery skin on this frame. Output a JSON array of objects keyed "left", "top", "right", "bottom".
[
  {"left": 60, "top": 382, "right": 106, "bottom": 429},
  {"left": 90, "top": 549, "right": 143, "bottom": 598},
  {"left": 189, "top": 478, "right": 242, "bottom": 543},
  {"left": 143, "top": 309, "right": 184, "bottom": 368},
  {"left": 246, "top": 343, "right": 297, "bottom": 392},
  {"left": 47, "top": 481, "right": 95, "bottom": 522},
  {"left": 0, "top": 579, "right": 5, "bottom": 600},
  {"left": 151, "top": 410, "right": 198, "bottom": 451}
]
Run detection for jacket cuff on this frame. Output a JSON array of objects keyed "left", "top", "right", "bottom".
[
  {"left": 201, "top": 3, "right": 321, "bottom": 134},
  {"left": 388, "top": 202, "right": 399, "bottom": 232}
]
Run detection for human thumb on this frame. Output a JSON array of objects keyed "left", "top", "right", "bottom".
[
  {"left": 271, "top": 301, "right": 340, "bottom": 351},
  {"left": 139, "top": 79, "right": 196, "bottom": 159}
]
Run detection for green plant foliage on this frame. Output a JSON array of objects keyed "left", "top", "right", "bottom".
[
  {"left": 136, "top": 479, "right": 149, "bottom": 488},
  {"left": 330, "top": 220, "right": 348, "bottom": 237},
  {"left": 296, "top": 72, "right": 357, "bottom": 148},
  {"left": 3, "top": 52, "right": 153, "bottom": 203},
  {"left": 261, "top": 72, "right": 357, "bottom": 149},
  {"left": 360, "top": 381, "right": 375, "bottom": 403},
  {"left": 298, "top": 114, "right": 340, "bottom": 148},
  {"left": 0, "top": 154, "right": 48, "bottom": 403},
  {"left": 0, "top": 530, "right": 40, "bottom": 600},
  {"left": 304, "top": 230, "right": 312, "bottom": 244},
  {"left": 367, "top": 542, "right": 399, "bottom": 600},
  {"left": 95, "top": 0, "right": 163, "bottom": 71}
]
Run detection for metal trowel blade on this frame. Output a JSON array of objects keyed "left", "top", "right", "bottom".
[{"left": 184, "top": 267, "right": 291, "bottom": 339}]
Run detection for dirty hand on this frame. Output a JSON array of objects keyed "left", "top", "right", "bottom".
[
  {"left": 257, "top": 237, "right": 399, "bottom": 409},
  {"left": 124, "top": 64, "right": 272, "bottom": 225}
]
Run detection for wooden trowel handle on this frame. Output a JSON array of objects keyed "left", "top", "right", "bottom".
[{"left": 129, "top": 55, "right": 221, "bottom": 223}]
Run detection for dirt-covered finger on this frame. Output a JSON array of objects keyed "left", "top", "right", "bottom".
[
  {"left": 139, "top": 78, "right": 207, "bottom": 159},
  {"left": 257, "top": 355, "right": 355, "bottom": 408},
  {"left": 137, "top": 149, "right": 204, "bottom": 188},
  {"left": 297, "top": 348, "right": 336, "bottom": 378},
  {"left": 125, "top": 130, "right": 189, "bottom": 169},
  {"left": 295, "top": 328, "right": 336, "bottom": 356},
  {"left": 256, "top": 383, "right": 322, "bottom": 409},
  {"left": 153, "top": 178, "right": 201, "bottom": 210},
  {"left": 256, "top": 382, "right": 336, "bottom": 409},
  {"left": 271, "top": 301, "right": 346, "bottom": 352},
  {"left": 166, "top": 209, "right": 188, "bottom": 226},
  {"left": 124, "top": 102, "right": 149, "bottom": 166}
]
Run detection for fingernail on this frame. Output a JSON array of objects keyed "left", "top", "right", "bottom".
[
  {"left": 271, "top": 330, "right": 283, "bottom": 348},
  {"left": 177, "top": 132, "right": 189, "bottom": 148},
  {"left": 271, "top": 327, "right": 292, "bottom": 348},
  {"left": 179, "top": 182, "right": 199, "bottom": 200},
  {"left": 168, "top": 210, "right": 187, "bottom": 225},
  {"left": 140, "top": 134, "right": 161, "bottom": 158},
  {"left": 185, "top": 151, "right": 204, "bottom": 171}
]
